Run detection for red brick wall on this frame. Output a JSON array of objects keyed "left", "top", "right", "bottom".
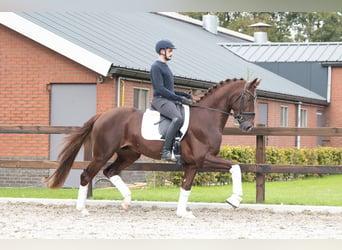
[
  {"left": 0, "top": 25, "right": 113, "bottom": 159},
  {"left": 222, "top": 99, "right": 297, "bottom": 147},
  {"left": 119, "top": 79, "right": 152, "bottom": 107},
  {"left": 221, "top": 99, "right": 321, "bottom": 148},
  {"left": 97, "top": 78, "right": 116, "bottom": 112},
  {"left": 0, "top": 24, "right": 332, "bottom": 162},
  {"left": 118, "top": 78, "right": 191, "bottom": 108},
  {"left": 325, "top": 67, "right": 342, "bottom": 147}
]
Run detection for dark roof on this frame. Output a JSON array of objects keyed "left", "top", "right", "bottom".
[{"left": 0, "top": 12, "right": 326, "bottom": 103}]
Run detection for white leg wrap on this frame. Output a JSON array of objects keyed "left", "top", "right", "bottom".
[
  {"left": 230, "top": 164, "right": 243, "bottom": 196},
  {"left": 226, "top": 164, "right": 243, "bottom": 208},
  {"left": 76, "top": 184, "right": 89, "bottom": 215},
  {"left": 110, "top": 175, "right": 131, "bottom": 209},
  {"left": 176, "top": 188, "right": 195, "bottom": 219}
]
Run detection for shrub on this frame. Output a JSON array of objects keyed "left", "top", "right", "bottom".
[{"left": 148, "top": 146, "right": 342, "bottom": 186}]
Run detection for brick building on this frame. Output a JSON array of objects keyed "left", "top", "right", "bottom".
[
  {"left": 0, "top": 12, "right": 334, "bottom": 186},
  {"left": 222, "top": 42, "right": 342, "bottom": 147}
]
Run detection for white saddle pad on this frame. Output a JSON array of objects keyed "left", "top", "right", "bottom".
[{"left": 141, "top": 104, "right": 190, "bottom": 141}]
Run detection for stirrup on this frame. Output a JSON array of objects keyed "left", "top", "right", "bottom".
[{"left": 161, "top": 150, "right": 176, "bottom": 162}]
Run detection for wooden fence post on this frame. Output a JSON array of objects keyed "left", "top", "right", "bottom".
[
  {"left": 84, "top": 138, "right": 93, "bottom": 198},
  {"left": 255, "top": 124, "right": 266, "bottom": 203}
]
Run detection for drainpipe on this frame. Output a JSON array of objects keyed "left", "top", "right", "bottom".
[
  {"left": 116, "top": 76, "right": 125, "bottom": 107},
  {"left": 121, "top": 79, "right": 125, "bottom": 107},
  {"left": 296, "top": 101, "right": 302, "bottom": 149},
  {"left": 327, "top": 66, "right": 331, "bottom": 103},
  {"left": 116, "top": 76, "right": 121, "bottom": 107},
  {"left": 116, "top": 76, "right": 153, "bottom": 108}
]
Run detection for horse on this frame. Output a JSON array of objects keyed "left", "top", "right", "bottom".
[{"left": 44, "top": 77, "right": 260, "bottom": 218}]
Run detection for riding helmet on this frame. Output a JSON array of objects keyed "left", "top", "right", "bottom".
[{"left": 155, "top": 39, "right": 176, "bottom": 54}]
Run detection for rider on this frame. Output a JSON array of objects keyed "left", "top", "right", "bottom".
[{"left": 150, "top": 39, "right": 192, "bottom": 161}]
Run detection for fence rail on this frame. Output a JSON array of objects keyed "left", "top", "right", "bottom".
[
  {"left": 2, "top": 125, "right": 342, "bottom": 136},
  {"left": 1, "top": 125, "right": 342, "bottom": 203},
  {"left": 2, "top": 160, "right": 342, "bottom": 174}
]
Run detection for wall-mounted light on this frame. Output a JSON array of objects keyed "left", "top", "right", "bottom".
[
  {"left": 46, "top": 83, "right": 51, "bottom": 92},
  {"left": 97, "top": 75, "right": 104, "bottom": 83}
]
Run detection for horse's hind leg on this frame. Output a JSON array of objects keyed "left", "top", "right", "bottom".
[
  {"left": 76, "top": 157, "right": 111, "bottom": 215},
  {"left": 103, "top": 148, "right": 141, "bottom": 210},
  {"left": 76, "top": 184, "right": 90, "bottom": 215}
]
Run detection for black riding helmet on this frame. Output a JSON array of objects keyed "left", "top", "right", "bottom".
[{"left": 155, "top": 39, "right": 176, "bottom": 54}]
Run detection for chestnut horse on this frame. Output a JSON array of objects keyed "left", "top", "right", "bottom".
[{"left": 44, "top": 78, "right": 260, "bottom": 218}]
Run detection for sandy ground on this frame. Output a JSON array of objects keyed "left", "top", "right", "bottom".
[
  {"left": 1, "top": 199, "right": 342, "bottom": 239},
  {"left": 0, "top": 198, "right": 342, "bottom": 239}
]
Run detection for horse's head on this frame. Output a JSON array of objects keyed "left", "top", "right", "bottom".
[{"left": 230, "top": 78, "right": 261, "bottom": 132}]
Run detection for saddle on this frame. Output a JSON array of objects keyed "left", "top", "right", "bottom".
[
  {"left": 141, "top": 104, "right": 190, "bottom": 141},
  {"left": 141, "top": 104, "right": 190, "bottom": 164}
]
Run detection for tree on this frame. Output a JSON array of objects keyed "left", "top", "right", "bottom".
[
  {"left": 181, "top": 12, "right": 342, "bottom": 42},
  {"left": 225, "top": 12, "right": 293, "bottom": 42},
  {"left": 286, "top": 12, "right": 342, "bottom": 42}
]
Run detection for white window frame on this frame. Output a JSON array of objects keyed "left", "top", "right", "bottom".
[
  {"left": 280, "top": 106, "right": 288, "bottom": 127},
  {"left": 300, "top": 108, "right": 308, "bottom": 128},
  {"left": 133, "top": 87, "right": 150, "bottom": 111}
]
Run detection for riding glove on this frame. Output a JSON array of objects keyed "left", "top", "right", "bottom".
[{"left": 180, "top": 97, "right": 192, "bottom": 106}]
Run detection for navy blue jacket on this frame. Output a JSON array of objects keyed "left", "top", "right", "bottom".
[{"left": 150, "top": 60, "right": 185, "bottom": 102}]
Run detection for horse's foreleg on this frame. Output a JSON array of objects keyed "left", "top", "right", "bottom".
[
  {"left": 176, "top": 166, "right": 197, "bottom": 219},
  {"left": 226, "top": 164, "right": 243, "bottom": 208},
  {"left": 203, "top": 154, "right": 243, "bottom": 208}
]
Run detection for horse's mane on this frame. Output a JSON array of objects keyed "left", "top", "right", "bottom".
[{"left": 195, "top": 78, "right": 245, "bottom": 104}]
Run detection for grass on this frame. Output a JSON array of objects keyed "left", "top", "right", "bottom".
[{"left": 1, "top": 175, "right": 342, "bottom": 206}]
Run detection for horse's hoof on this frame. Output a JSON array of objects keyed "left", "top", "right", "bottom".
[
  {"left": 177, "top": 210, "right": 196, "bottom": 219},
  {"left": 226, "top": 195, "right": 242, "bottom": 208},
  {"left": 121, "top": 200, "right": 130, "bottom": 210},
  {"left": 80, "top": 209, "right": 90, "bottom": 216}
]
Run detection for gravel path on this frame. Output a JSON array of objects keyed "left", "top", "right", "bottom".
[{"left": 1, "top": 199, "right": 342, "bottom": 239}]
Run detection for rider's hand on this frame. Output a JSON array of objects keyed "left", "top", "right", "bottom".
[
  {"left": 180, "top": 97, "right": 192, "bottom": 106},
  {"left": 182, "top": 92, "right": 192, "bottom": 99}
]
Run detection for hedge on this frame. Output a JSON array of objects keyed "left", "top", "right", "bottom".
[{"left": 147, "top": 146, "right": 342, "bottom": 187}]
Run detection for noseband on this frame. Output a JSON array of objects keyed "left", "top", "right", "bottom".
[{"left": 191, "top": 82, "right": 256, "bottom": 121}]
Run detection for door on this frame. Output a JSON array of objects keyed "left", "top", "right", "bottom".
[{"left": 50, "top": 83, "right": 96, "bottom": 187}]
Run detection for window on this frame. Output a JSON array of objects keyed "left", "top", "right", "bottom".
[
  {"left": 280, "top": 106, "right": 288, "bottom": 127},
  {"left": 133, "top": 88, "right": 149, "bottom": 111},
  {"left": 300, "top": 108, "right": 308, "bottom": 128},
  {"left": 257, "top": 103, "right": 268, "bottom": 126}
]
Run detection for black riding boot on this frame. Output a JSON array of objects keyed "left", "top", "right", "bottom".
[{"left": 161, "top": 117, "right": 182, "bottom": 161}]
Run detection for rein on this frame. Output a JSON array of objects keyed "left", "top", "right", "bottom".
[
  {"left": 190, "top": 104, "right": 255, "bottom": 120},
  {"left": 190, "top": 104, "right": 235, "bottom": 117},
  {"left": 190, "top": 82, "right": 256, "bottom": 121}
]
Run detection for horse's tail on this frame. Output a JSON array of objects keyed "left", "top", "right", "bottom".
[{"left": 43, "top": 113, "right": 101, "bottom": 189}]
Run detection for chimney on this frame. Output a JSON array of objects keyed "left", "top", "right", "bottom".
[
  {"left": 202, "top": 14, "right": 218, "bottom": 35},
  {"left": 249, "top": 22, "right": 272, "bottom": 43}
]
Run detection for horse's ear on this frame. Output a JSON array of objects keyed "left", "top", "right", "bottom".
[{"left": 249, "top": 78, "right": 261, "bottom": 89}]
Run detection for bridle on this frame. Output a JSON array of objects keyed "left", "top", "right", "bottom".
[{"left": 190, "top": 83, "right": 256, "bottom": 123}]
